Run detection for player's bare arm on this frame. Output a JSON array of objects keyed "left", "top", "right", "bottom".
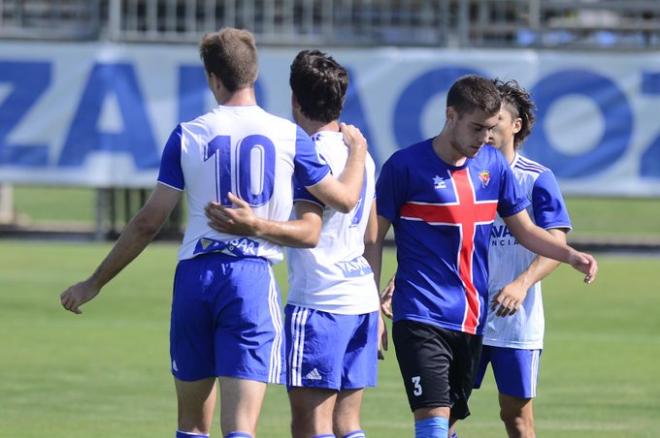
[
  {"left": 364, "top": 215, "right": 394, "bottom": 321},
  {"left": 60, "top": 184, "right": 182, "bottom": 314},
  {"left": 205, "top": 192, "right": 322, "bottom": 248},
  {"left": 305, "top": 123, "right": 367, "bottom": 213},
  {"left": 380, "top": 275, "right": 396, "bottom": 320},
  {"left": 362, "top": 201, "right": 389, "bottom": 358},
  {"left": 492, "top": 228, "right": 567, "bottom": 317},
  {"left": 503, "top": 210, "right": 598, "bottom": 283}
]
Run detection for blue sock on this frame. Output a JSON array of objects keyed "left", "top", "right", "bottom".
[
  {"left": 449, "top": 432, "right": 459, "bottom": 438},
  {"left": 312, "top": 435, "right": 335, "bottom": 438},
  {"left": 415, "top": 416, "right": 449, "bottom": 438},
  {"left": 176, "top": 431, "right": 209, "bottom": 438},
  {"left": 225, "top": 433, "right": 253, "bottom": 438},
  {"left": 343, "top": 430, "right": 366, "bottom": 438}
]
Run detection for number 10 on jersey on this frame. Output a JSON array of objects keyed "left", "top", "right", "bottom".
[{"left": 204, "top": 134, "right": 276, "bottom": 207}]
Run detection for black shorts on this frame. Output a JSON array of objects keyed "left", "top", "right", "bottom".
[{"left": 392, "top": 320, "right": 483, "bottom": 419}]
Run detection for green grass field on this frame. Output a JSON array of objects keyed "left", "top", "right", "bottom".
[{"left": 1, "top": 241, "right": 659, "bottom": 437}]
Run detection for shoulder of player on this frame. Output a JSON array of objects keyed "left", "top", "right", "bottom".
[
  {"left": 384, "top": 139, "right": 429, "bottom": 168},
  {"left": 178, "top": 110, "right": 221, "bottom": 138},
  {"left": 513, "top": 154, "right": 548, "bottom": 176},
  {"left": 477, "top": 144, "right": 506, "bottom": 165}
]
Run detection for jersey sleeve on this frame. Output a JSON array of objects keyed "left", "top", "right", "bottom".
[
  {"left": 293, "top": 126, "right": 331, "bottom": 187},
  {"left": 293, "top": 175, "right": 325, "bottom": 208},
  {"left": 532, "top": 170, "right": 572, "bottom": 230},
  {"left": 376, "top": 153, "right": 406, "bottom": 223},
  {"left": 496, "top": 153, "right": 529, "bottom": 217},
  {"left": 157, "top": 125, "right": 184, "bottom": 190}
]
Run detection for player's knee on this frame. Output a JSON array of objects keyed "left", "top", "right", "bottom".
[
  {"left": 290, "top": 413, "right": 315, "bottom": 438},
  {"left": 500, "top": 407, "right": 519, "bottom": 424},
  {"left": 177, "top": 414, "right": 211, "bottom": 435},
  {"left": 500, "top": 410, "right": 532, "bottom": 436},
  {"left": 332, "top": 412, "right": 361, "bottom": 436}
]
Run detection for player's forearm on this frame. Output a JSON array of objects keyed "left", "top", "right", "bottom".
[
  {"left": 363, "top": 239, "right": 383, "bottom": 290},
  {"left": 515, "top": 225, "right": 574, "bottom": 264},
  {"left": 364, "top": 213, "right": 391, "bottom": 291},
  {"left": 312, "top": 159, "right": 366, "bottom": 214},
  {"left": 334, "top": 147, "right": 366, "bottom": 211},
  {"left": 506, "top": 212, "right": 575, "bottom": 264},
  {"left": 515, "top": 255, "right": 562, "bottom": 291},
  {"left": 253, "top": 218, "right": 320, "bottom": 248},
  {"left": 88, "top": 211, "right": 163, "bottom": 289},
  {"left": 516, "top": 228, "right": 566, "bottom": 288}
]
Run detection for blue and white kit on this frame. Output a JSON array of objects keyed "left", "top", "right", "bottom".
[
  {"left": 285, "top": 131, "right": 380, "bottom": 390},
  {"left": 475, "top": 153, "right": 571, "bottom": 398},
  {"left": 158, "top": 105, "right": 331, "bottom": 383}
]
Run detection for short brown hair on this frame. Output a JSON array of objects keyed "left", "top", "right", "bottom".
[
  {"left": 290, "top": 50, "right": 348, "bottom": 123},
  {"left": 447, "top": 75, "right": 501, "bottom": 117},
  {"left": 199, "top": 28, "right": 258, "bottom": 92}
]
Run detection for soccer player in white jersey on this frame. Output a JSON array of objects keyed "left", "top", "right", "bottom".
[
  {"left": 472, "top": 79, "right": 572, "bottom": 438},
  {"left": 206, "top": 50, "right": 385, "bottom": 438},
  {"left": 59, "top": 29, "right": 369, "bottom": 438}
]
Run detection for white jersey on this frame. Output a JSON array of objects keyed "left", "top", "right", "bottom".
[
  {"left": 286, "top": 131, "right": 380, "bottom": 315},
  {"left": 484, "top": 154, "right": 571, "bottom": 349},
  {"left": 157, "top": 105, "right": 329, "bottom": 262}
]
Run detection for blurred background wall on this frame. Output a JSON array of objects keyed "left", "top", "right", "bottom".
[{"left": 0, "top": 0, "right": 658, "bottom": 240}]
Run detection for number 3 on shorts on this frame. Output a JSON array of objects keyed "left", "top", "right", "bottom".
[{"left": 412, "top": 375, "right": 423, "bottom": 396}]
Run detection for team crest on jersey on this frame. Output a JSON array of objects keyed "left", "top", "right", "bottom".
[
  {"left": 478, "top": 170, "right": 491, "bottom": 188},
  {"left": 433, "top": 175, "right": 447, "bottom": 189}
]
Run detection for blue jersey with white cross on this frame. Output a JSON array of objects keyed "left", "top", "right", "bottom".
[
  {"left": 157, "top": 105, "right": 329, "bottom": 262},
  {"left": 376, "top": 139, "right": 529, "bottom": 335}
]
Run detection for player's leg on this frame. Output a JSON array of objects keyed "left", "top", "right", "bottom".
[
  {"left": 214, "top": 257, "right": 286, "bottom": 437},
  {"left": 448, "top": 344, "right": 492, "bottom": 437},
  {"left": 445, "top": 330, "right": 483, "bottom": 438},
  {"left": 393, "top": 320, "right": 458, "bottom": 437},
  {"left": 289, "top": 387, "right": 338, "bottom": 438},
  {"left": 286, "top": 306, "right": 360, "bottom": 437},
  {"left": 174, "top": 378, "right": 217, "bottom": 435},
  {"left": 333, "top": 389, "right": 365, "bottom": 437},
  {"left": 490, "top": 347, "right": 541, "bottom": 438},
  {"left": 170, "top": 257, "right": 222, "bottom": 436},
  {"left": 333, "top": 310, "right": 379, "bottom": 438},
  {"left": 498, "top": 394, "right": 535, "bottom": 438},
  {"left": 218, "top": 377, "right": 268, "bottom": 437}
]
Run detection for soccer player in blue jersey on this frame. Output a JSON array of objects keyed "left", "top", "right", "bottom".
[
  {"left": 372, "top": 75, "right": 597, "bottom": 438},
  {"left": 206, "top": 49, "right": 385, "bottom": 438},
  {"left": 470, "top": 79, "right": 570, "bottom": 438},
  {"left": 59, "top": 29, "right": 368, "bottom": 438}
]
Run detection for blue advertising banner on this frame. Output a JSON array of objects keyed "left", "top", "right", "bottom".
[{"left": 0, "top": 42, "right": 659, "bottom": 195}]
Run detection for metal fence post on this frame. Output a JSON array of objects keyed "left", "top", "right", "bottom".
[{"left": 107, "top": 0, "right": 121, "bottom": 41}]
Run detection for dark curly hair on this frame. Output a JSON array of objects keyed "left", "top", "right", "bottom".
[
  {"left": 289, "top": 50, "right": 348, "bottom": 123},
  {"left": 492, "top": 78, "right": 536, "bottom": 149}
]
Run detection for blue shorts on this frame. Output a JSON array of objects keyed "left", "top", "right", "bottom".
[
  {"left": 285, "top": 305, "right": 379, "bottom": 391},
  {"left": 170, "top": 253, "right": 284, "bottom": 384},
  {"left": 474, "top": 345, "right": 542, "bottom": 399}
]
